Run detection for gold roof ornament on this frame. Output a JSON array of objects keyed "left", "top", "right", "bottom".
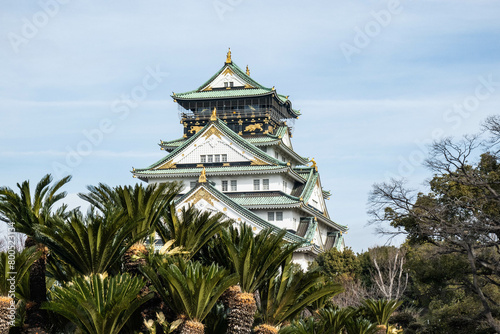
[
  {"left": 311, "top": 158, "right": 318, "bottom": 171},
  {"left": 271, "top": 86, "right": 275, "bottom": 91},
  {"left": 226, "top": 48, "right": 232, "bottom": 64},
  {"left": 246, "top": 65, "right": 250, "bottom": 76},
  {"left": 210, "top": 107, "right": 217, "bottom": 121},
  {"left": 198, "top": 167, "right": 207, "bottom": 183}
]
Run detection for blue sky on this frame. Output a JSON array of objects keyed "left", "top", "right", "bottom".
[{"left": 1, "top": 0, "right": 499, "bottom": 253}]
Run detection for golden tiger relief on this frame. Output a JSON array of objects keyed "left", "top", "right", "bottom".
[{"left": 244, "top": 123, "right": 263, "bottom": 132}]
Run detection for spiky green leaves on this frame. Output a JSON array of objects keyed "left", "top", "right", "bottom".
[
  {"left": 361, "top": 299, "right": 403, "bottom": 327},
  {"left": 159, "top": 205, "right": 232, "bottom": 258},
  {"left": 221, "top": 224, "right": 301, "bottom": 293},
  {"left": 42, "top": 273, "right": 152, "bottom": 334},
  {"left": 0, "top": 174, "right": 71, "bottom": 237},
  {"left": 0, "top": 246, "right": 40, "bottom": 298},
  {"left": 79, "top": 182, "right": 182, "bottom": 241},
  {"left": 257, "top": 258, "right": 343, "bottom": 327},
  {"left": 36, "top": 210, "right": 144, "bottom": 278},
  {"left": 142, "top": 257, "right": 238, "bottom": 323}
]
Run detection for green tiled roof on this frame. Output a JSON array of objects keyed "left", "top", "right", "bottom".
[
  {"left": 245, "top": 137, "right": 279, "bottom": 145},
  {"left": 300, "top": 169, "right": 319, "bottom": 203},
  {"left": 176, "top": 183, "right": 308, "bottom": 245},
  {"left": 229, "top": 192, "right": 300, "bottom": 206},
  {"left": 160, "top": 138, "right": 185, "bottom": 146},
  {"left": 134, "top": 165, "right": 287, "bottom": 176},
  {"left": 175, "top": 88, "right": 273, "bottom": 100}
]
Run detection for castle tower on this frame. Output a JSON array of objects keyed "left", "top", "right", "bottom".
[{"left": 133, "top": 50, "right": 347, "bottom": 268}]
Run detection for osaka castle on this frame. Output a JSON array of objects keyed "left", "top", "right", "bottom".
[{"left": 132, "top": 49, "right": 347, "bottom": 268}]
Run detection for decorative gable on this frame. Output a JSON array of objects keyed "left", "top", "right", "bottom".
[
  {"left": 307, "top": 180, "right": 328, "bottom": 215},
  {"left": 201, "top": 66, "right": 252, "bottom": 90},
  {"left": 154, "top": 123, "right": 272, "bottom": 169}
]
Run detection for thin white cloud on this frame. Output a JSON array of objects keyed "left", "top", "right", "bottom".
[{"left": 0, "top": 150, "right": 164, "bottom": 158}]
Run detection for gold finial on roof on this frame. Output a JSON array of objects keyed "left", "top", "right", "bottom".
[
  {"left": 198, "top": 167, "right": 207, "bottom": 183},
  {"left": 311, "top": 158, "right": 318, "bottom": 171},
  {"left": 210, "top": 107, "right": 217, "bottom": 121},
  {"left": 246, "top": 65, "right": 250, "bottom": 76},
  {"left": 132, "top": 167, "right": 135, "bottom": 171},
  {"left": 226, "top": 48, "right": 232, "bottom": 64},
  {"left": 271, "top": 86, "right": 275, "bottom": 91}
]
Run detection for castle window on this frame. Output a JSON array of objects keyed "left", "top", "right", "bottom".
[
  {"left": 263, "top": 179, "right": 269, "bottom": 190},
  {"left": 200, "top": 155, "right": 206, "bottom": 163},
  {"left": 224, "top": 82, "right": 228, "bottom": 87},
  {"left": 222, "top": 154, "right": 227, "bottom": 162},
  {"left": 253, "top": 179, "right": 260, "bottom": 190},
  {"left": 222, "top": 180, "right": 228, "bottom": 192},
  {"left": 261, "top": 147, "right": 267, "bottom": 153},
  {"left": 214, "top": 155, "right": 220, "bottom": 162},
  {"left": 268, "top": 212, "right": 275, "bottom": 221},
  {"left": 190, "top": 182, "right": 196, "bottom": 189},
  {"left": 207, "top": 155, "right": 213, "bottom": 163},
  {"left": 231, "top": 180, "right": 237, "bottom": 191},
  {"left": 276, "top": 212, "right": 283, "bottom": 221},
  {"left": 229, "top": 82, "right": 234, "bottom": 87}
]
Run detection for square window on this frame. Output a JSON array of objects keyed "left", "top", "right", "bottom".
[
  {"left": 207, "top": 155, "right": 213, "bottom": 163},
  {"left": 275, "top": 152, "right": 279, "bottom": 159},
  {"left": 231, "top": 180, "right": 237, "bottom": 191},
  {"left": 200, "top": 155, "right": 206, "bottom": 163},
  {"left": 222, "top": 180, "right": 228, "bottom": 192},
  {"left": 229, "top": 82, "right": 234, "bottom": 87},
  {"left": 222, "top": 154, "right": 227, "bottom": 162},
  {"left": 215, "top": 155, "right": 220, "bottom": 162},
  {"left": 253, "top": 179, "right": 260, "bottom": 191},
  {"left": 263, "top": 179, "right": 269, "bottom": 190},
  {"left": 224, "top": 82, "right": 228, "bottom": 87},
  {"left": 268, "top": 212, "right": 275, "bottom": 221},
  {"left": 283, "top": 181, "right": 288, "bottom": 191},
  {"left": 276, "top": 212, "right": 283, "bottom": 221}
]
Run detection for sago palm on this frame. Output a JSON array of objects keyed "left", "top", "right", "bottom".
[
  {"left": 35, "top": 209, "right": 145, "bottom": 278},
  {"left": 0, "top": 174, "right": 70, "bottom": 329},
  {"left": 255, "top": 257, "right": 343, "bottom": 334},
  {"left": 221, "top": 224, "right": 301, "bottom": 334},
  {"left": 278, "top": 317, "right": 319, "bottom": 334},
  {"left": 141, "top": 257, "right": 238, "bottom": 334},
  {"left": 42, "top": 273, "right": 152, "bottom": 334},
  {"left": 159, "top": 204, "right": 232, "bottom": 259},
  {"left": 344, "top": 317, "right": 379, "bottom": 334},
  {"left": 362, "top": 299, "right": 403, "bottom": 333},
  {"left": 79, "top": 182, "right": 181, "bottom": 274},
  {"left": 0, "top": 246, "right": 40, "bottom": 332},
  {"left": 317, "top": 307, "right": 354, "bottom": 334}
]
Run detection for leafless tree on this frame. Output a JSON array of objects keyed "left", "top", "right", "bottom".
[{"left": 369, "top": 246, "right": 408, "bottom": 300}]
